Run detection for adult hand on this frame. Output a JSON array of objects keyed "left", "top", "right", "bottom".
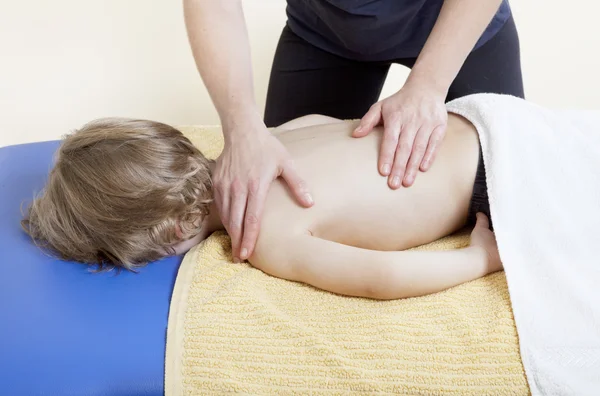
[
  {"left": 214, "top": 117, "right": 313, "bottom": 262},
  {"left": 352, "top": 81, "right": 448, "bottom": 188}
]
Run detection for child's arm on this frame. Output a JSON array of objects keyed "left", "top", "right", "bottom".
[{"left": 251, "top": 213, "right": 501, "bottom": 300}]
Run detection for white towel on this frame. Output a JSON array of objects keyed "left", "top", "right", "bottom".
[{"left": 447, "top": 94, "right": 600, "bottom": 395}]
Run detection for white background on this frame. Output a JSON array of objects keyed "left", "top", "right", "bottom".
[{"left": 1, "top": 0, "right": 598, "bottom": 147}]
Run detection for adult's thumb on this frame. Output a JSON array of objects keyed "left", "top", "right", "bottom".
[
  {"left": 353, "top": 104, "right": 382, "bottom": 138},
  {"left": 281, "top": 163, "right": 313, "bottom": 208}
]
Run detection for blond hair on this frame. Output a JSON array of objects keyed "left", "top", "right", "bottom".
[{"left": 21, "top": 118, "right": 214, "bottom": 271}]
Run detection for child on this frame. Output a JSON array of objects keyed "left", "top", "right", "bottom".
[{"left": 22, "top": 113, "right": 501, "bottom": 299}]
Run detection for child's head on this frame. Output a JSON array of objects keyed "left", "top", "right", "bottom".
[{"left": 21, "top": 117, "right": 214, "bottom": 271}]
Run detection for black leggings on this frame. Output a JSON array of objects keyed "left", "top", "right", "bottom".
[{"left": 264, "top": 15, "right": 524, "bottom": 127}]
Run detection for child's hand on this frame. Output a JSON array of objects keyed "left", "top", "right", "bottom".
[{"left": 469, "top": 213, "right": 503, "bottom": 272}]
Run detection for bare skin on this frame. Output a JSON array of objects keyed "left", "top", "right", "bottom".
[
  {"left": 175, "top": 112, "right": 501, "bottom": 300},
  {"left": 260, "top": 114, "right": 478, "bottom": 251},
  {"left": 183, "top": 0, "right": 504, "bottom": 263}
]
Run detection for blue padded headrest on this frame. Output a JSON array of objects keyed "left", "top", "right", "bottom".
[{"left": 0, "top": 141, "right": 182, "bottom": 396}]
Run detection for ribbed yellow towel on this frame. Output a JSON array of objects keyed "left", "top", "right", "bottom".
[{"left": 165, "top": 126, "right": 528, "bottom": 395}]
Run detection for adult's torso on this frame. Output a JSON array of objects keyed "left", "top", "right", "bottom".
[
  {"left": 286, "top": 0, "right": 511, "bottom": 61},
  {"left": 258, "top": 114, "right": 480, "bottom": 252}
]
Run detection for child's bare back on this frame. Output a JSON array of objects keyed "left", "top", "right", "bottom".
[
  {"left": 244, "top": 114, "right": 501, "bottom": 300},
  {"left": 255, "top": 114, "right": 481, "bottom": 255}
]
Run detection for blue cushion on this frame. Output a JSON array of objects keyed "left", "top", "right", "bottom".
[{"left": 0, "top": 141, "right": 182, "bottom": 396}]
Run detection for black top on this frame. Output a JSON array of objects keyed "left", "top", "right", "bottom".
[{"left": 286, "top": 0, "right": 512, "bottom": 61}]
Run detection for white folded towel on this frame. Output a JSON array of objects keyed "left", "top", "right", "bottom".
[{"left": 447, "top": 94, "right": 600, "bottom": 395}]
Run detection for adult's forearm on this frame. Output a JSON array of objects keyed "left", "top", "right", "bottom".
[
  {"left": 407, "top": 0, "right": 504, "bottom": 93},
  {"left": 183, "top": 0, "right": 260, "bottom": 135}
]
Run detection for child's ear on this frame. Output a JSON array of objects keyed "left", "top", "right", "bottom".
[{"left": 174, "top": 221, "right": 184, "bottom": 239}]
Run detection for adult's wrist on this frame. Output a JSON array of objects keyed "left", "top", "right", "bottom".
[
  {"left": 221, "top": 105, "right": 265, "bottom": 140},
  {"left": 404, "top": 73, "right": 449, "bottom": 98}
]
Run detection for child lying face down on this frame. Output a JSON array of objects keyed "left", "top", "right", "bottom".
[{"left": 22, "top": 113, "right": 501, "bottom": 300}]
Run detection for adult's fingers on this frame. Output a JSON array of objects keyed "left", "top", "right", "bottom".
[
  {"left": 378, "top": 117, "right": 402, "bottom": 177},
  {"left": 353, "top": 103, "right": 382, "bottom": 138},
  {"left": 389, "top": 123, "right": 416, "bottom": 189},
  {"left": 228, "top": 180, "right": 248, "bottom": 262},
  {"left": 239, "top": 179, "right": 269, "bottom": 260},
  {"left": 402, "top": 126, "right": 431, "bottom": 187},
  {"left": 281, "top": 161, "right": 313, "bottom": 208},
  {"left": 420, "top": 124, "right": 446, "bottom": 172}
]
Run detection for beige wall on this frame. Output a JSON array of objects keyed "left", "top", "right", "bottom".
[{"left": 1, "top": 0, "right": 598, "bottom": 147}]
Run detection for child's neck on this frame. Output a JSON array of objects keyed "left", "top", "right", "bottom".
[{"left": 203, "top": 202, "right": 224, "bottom": 234}]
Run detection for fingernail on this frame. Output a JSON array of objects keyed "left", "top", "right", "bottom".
[
  {"left": 392, "top": 176, "right": 400, "bottom": 188},
  {"left": 233, "top": 257, "right": 240, "bottom": 264},
  {"left": 304, "top": 193, "right": 314, "bottom": 205},
  {"left": 422, "top": 160, "right": 430, "bottom": 169},
  {"left": 382, "top": 164, "right": 391, "bottom": 175},
  {"left": 240, "top": 248, "right": 248, "bottom": 259},
  {"left": 354, "top": 126, "right": 363, "bottom": 134}
]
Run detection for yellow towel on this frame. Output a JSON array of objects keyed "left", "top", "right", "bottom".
[{"left": 165, "top": 126, "right": 528, "bottom": 395}]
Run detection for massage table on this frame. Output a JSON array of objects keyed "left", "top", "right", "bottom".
[
  {"left": 0, "top": 140, "right": 182, "bottom": 395},
  {"left": 1, "top": 125, "right": 530, "bottom": 395}
]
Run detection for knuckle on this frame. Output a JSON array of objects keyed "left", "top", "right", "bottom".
[
  {"left": 295, "top": 179, "right": 307, "bottom": 192},
  {"left": 380, "top": 155, "right": 394, "bottom": 166},
  {"left": 386, "top": 111, "right": 402, "bottom": 124},
  {"left": 399, "top": 129, "right": 415, "bottom": 141},
  {"left": 397, "top": 136, "right": 411, "bottom": 148},
  {"left": 435, "top": 108, "right": 447, "bottom": 119},
  {"left": 401, "top": 108, "right": 416, "bottom": 119},
  {"left": 228, "top": 220, "right": 241, "bottom": 232},
  {"left": 220, "top": 214, "right": 229, "bottom": 226},
  {"left": 428, "top": 138, "right": 441, "bottom": 150},
  {"left": 427, "top": 141, "right": 439, "bottom": 154},
  {"left": 384, "top": 130, "right": 399, "bottom": 143},
  {"left": 420, "top": 107, "right": 434, "bottom": 117},
  {"left": 384, "top": 125, "right": 398, "bottom": 135},
  {"left": 284, "top": 158, "right": 296, "bottom": 169},
  {"left": 435, "top": 127, "right": 447, "bottom": 138},
  {"left": 381, "top": 149, "right": 395, "bottom": 162},
  {"left": 247, "top": 178, "right": 260, "bottom": 196},
  {"left": 407, "top": 159, "right": 419, "bottom": 170},
  {"left": 393, "top": 156, "right": 407, "bottom": 169},
  {"left": 398, "top": 145, "right": 412, "bottom": 157},
  {"left": 213, "top": 180, "right": 225, "bottom": 193},
  {"left": 393, "top": 165, "right": 406, "bottom": 176},
  {"left": 414, "top": 142, "right": 427, "bottom": 152},
  {"left": 230, "top": 179, "right": 244, "bottom": 196},
  {"left": 245, "top": 213, "right": 259, "bottom": 226}
]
